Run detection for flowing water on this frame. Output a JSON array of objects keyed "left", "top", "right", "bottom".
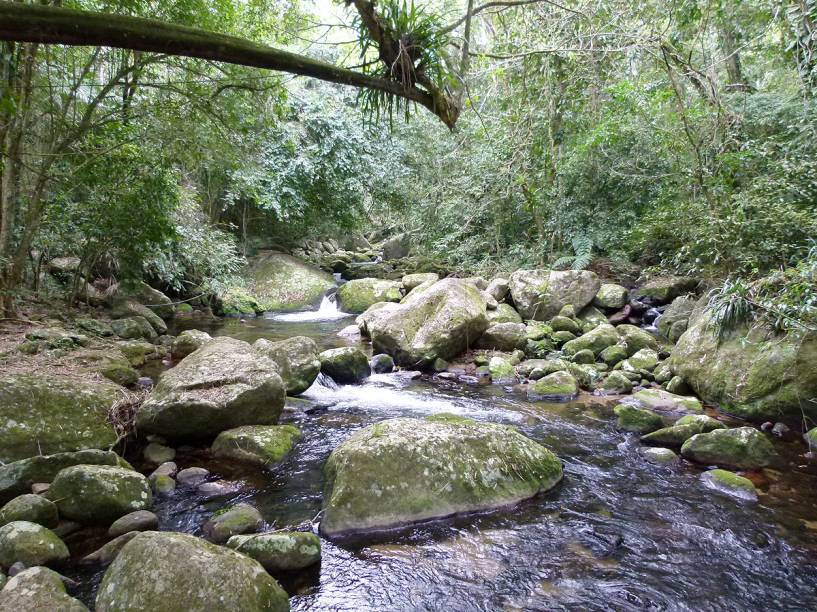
[{"left": 69, "top": 304, "right": 817, "bottom": 610}]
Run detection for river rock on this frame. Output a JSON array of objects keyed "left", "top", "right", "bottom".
[
  {"left": 629, "top": 388, "right": 702, "bottom": 414},
  {"left": 657, "top": 296, "right": 696, "bottom": 341},
  {"left": 319, "top": 347, "right": 371, "bottom": 384},
  {"left": 110, "top": 299, "right": 167, "bottom": 335},
  {"left": 614, "top": 404, "right": 663, "bottom": 434},
  {"left": 805, "top": 427, "right": 817, "bottom": 451},
  {"left": 0, "top": 566, "right": 87, "bottom": 611},
  {"left": 108, "top": 510, "right": 159, "bottom": 537},
  {"left": 202, "top": 503, "right": 263, "bottom": 544},
  {"left": 370, "top": 353, "right": 395, "bottom": 374},
  {"left": 642, "top": 447, "right": 679, "bottom": 464},
  {"left": 486, "top": 277, "right": 510, "bottom": 302},
  {"left": 681, "top": 427, "right": 776, "bottom": 469},
  {"left": 252, "top": 336, "right": 321, "bottom": 395},
  {"left": 527, "top": 371, "right": 578, "bottom": 401},
  {"left": 0, "top": 495, "right": 58, "bottom": 529},
  {"left": 212, "top": 425, "right": 300, "bottom": 467},
  {"left": 176, "top": 467, "right": 209, "bottom": 487},
  {"left": 116, "top": 339, "right": 162, "bottom": 366},
  {"left": 95, "top": 531, "right": 288, "bottom": 611},
  {"left": 143, "top": 442, "right": 175, "bottom": 465},
  {"left": 361, "top": 278, "right": 489, "bottom": 369},
  {"left": 402, "top": 273, "right": 439, "bottom": 291},
  {"left": 621, "top": 348, "right": 660, "bottom": 372},
  {"left": 227, "top": 531, "right": 321, "bottom": 572},
  {"left": 593, "top": 283, "right": 629, "bottom": 309},
  {"left": 46, "top": 465, "right": 151, "bottom": 524},
  {"left": 110, "top": 316, "right": 157, "bottom": 340},
  {"left": 475, "top": 323, "right": 527, "bottom": 351},
  {"left": 382, "top": 233, "right": 411, "bottom": 260},
  {"left": 119, "top": 281, "right": 175, "bottom": 319},
  {"left": 336, "top": 278, "right": 402, "bottom": 314},
  {"left": 487, "top": 303, "right": 523, "bottom": 324},
  {"left": 562, "top": 324, "right": 620, "bottom": 357},
  {"left": 170, "top": 329, "right": 212, "bottom": 359},
  {"left": 700, "top": 469, "right": 758, "bottom": 501},
  {"left": 82, "top": 531, "right": 139, "bottom": 566},
  {"left": 321, "top": 415, "right": 562, "bottom": 537},
  {"left": 599, "top": 344, "right": 628, "bottom": 367},
  {"left": 0, "top": 375, "right": 122, "bottom": 464},
  {"left": 602, "top": 371, "right": 634, "bottom": 394},
  {"left": 669, "top": 308, "right": 817, "bottom": 422},
  {"left": 641, "top": 414, "right": 726, "bottom": 447},
  {"left": 0, "top": 521, "right": 69, "bottom": 567},
  {"left": 636, "top": 276, "right": 698, "bottom": 304},
  {"left": 246, "top": 252, "right": 335, "bottom": 312},
  {"left": 136, "top": 337, "right": 286, "bottom": 439},
  {"left": 508, "top": 269, "right": 601, "bottom": 321}
]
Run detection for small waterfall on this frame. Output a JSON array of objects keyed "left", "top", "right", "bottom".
[{"left": 268, "top": 291, "right": 351, "bottom": 322}]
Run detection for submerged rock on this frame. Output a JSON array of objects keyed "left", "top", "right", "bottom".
[
  {"left": 254, "top": 336, "right": 321, "bottom": 395},
  {"left": 0, "top": 566, "right": 88, "bottom": 611},
  {"left": 0, "top": 521, "right": 69, "bottom": 567},
  {"left": 337, "top": 278, "right": 402, "bottom": 314},
  {"left": 0, "top": 374, "right": 122, "bottom": 463},
  {"left": 136, "top": 337, "right": 285, "bottom": 439},
  {"left": 508, "top": 269, "right": 601, "bottom": 321},
  {"left": 700, "top": 469, "right": 758, "bottom": 502},
  {"left": 681, "top": 427, "right": 776, "bottom": 469},
  {"left": 0, "top": 495, "right": 58, "bottom": 529},
  {"left": 319, "top": 347, "right": 371, "bottom": 384},
  {"left": 245, "top": 251, "right": 335, "bottom": 312},
  {"left": 95, "top": 531, "right": 288, "bottom": 611},
  {"left": 227, "top": 531, "right": 321, "bottom": 572},
  {"left": 212, "top": 425, "right": 300, "bottom": 467},
  {"left": 321, "top": 415, "right": 562, "bottom": 537}
]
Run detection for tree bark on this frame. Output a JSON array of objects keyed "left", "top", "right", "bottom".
[{"left": 0, "top": 2, "right": 460, "bottom": 128}]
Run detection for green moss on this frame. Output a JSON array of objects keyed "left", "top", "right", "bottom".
[
  {"left": 227, "top": 531, "right": 320, "bottom": 572},
  {"left": 614, "top": 404, "right": 663, "bottom": 434},
  {"left": 0, "top": 495, "right": 58, "bottom": 528},
  {"left": 247, "top": 252, "right": 334, "bottom": 312},
  {"left": 562, "top": 324, "right": 620, "bottom": 356},
  {"left": 701, "top": 469, "right": 757, "bottom": 501},
  {"left": 681, "top": 426, "right": 776, "bottom": 469},
  {"left": 0, "top": 521, "right": 69, "bottom": 567},
  {"left": 337, "top": 278, "right": 402, "bottom": 314},
  {"left": 211, "top": 425, "right": 301, "bottom": 467},
  {"left": 528, "top": 370, "right": 578, "bottom": 400},
  {"left": 641, "top": 415, "right": 725, "bottom": 447}
]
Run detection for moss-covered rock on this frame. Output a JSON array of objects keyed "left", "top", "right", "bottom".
[
  {"left": 700, "top": 469, "right": 757, "bottom": 501},
  {"left": 0, "top": 495, "right": 58, "bottom": 528},
  {"left": 602, "top": 371, "right": 634, "bottom": 394},
  {"left": 629, "top": 388, "right": 702, "bottom": 414},
  {"left": 202, "top": 503, "right": 262, "bottom": 544},
  {"left": 253, "top": 336, "right": 320, "bottom": 395},
  {"left": 642, "top": 447, "right": 679, "bottom": 464},
  {"left": 636, "top": 276, "right": 697, "bottom": 304},
  {"left": 804, "top": 427, "right": 817, "bottom": 451},
  {"left": 110, "top": 299, "right": 167, "bottom": 335},
  {"left": 46, "top": 465, "right": 151, "bottom": 524},
  {"left": 599, "top": 344, "right": 628, "bottom": 367},
  {"left": 527, "top": 370, "right": 578, "bottom": 401},
  {"left": 593, "top": 283, "right": 629, "bottom": 309},
  {"left": 508, "top": 269, "right": 601, "bottom": 321},
  {"left": 550, "top": 316, "right": 581, "bottom": 335},
  {"left": 657, "top": 296, "right": 696, "bottom": 341},
  {"left": 669, "top": 307, "right": 817, "bottom": 422},
  {"left": 321, "top": 416, "right": 562, "bottom": 537},
  {"left": 119, "top": 281, "right": 175, "bottom": 319},
  {"left": 402, "top": 273, "right": 440, "bottom": 292},
  {"left": 212, "top": 425, "right": 300, "bottom": 467},
  {"left": 319, "top": 347, "right": 371, "bottom": 384},
  {"left": 95, "top": 531, "right": 288, "bottom": 611},
  {"left": 0, "top": 566, "right": 88, "bottom": 611},
  {"left": 136, "top": 337, "right": 285, "bottom": 439},
  {"left": 641, "top": 415, "right": 725, "bottom": 447},
  {"left": 218, "top": 286, "right": 261, "bottom": 316},
  {"left": 621, "top": 348, "right": 659, "bottom": 372},
  {"left": 370, "top": 353, "right": 395, "bottom": 374},
  {"left": 681, "top": 427, "right": 776, "bottom": 469},
  {"left": 337, "top": 278, "right": 402, "bottom": 314},
  {"left": 475, "top": 323, "right": 527, "bottom": 351},
  {"left": 0, "top": 521, "right": 69, "bottom": 567},
  {"left": 110, "top": 316, "right": 157, "bottom": 340},
  {"left": 486, "top": 303, "right": 523, "bottom": 324},
  {"left": 616, "top": 324, "right": 660, "bottom": 356},
  {"left": 227, "top": 531, "right": 320, "bottom": 572},
  {"left": 116, "top": 340, "right": 161, "bottom": 366},
  {"left": 0, "top": 374, "right": 121, "bottom": 463},
  {"left": 143, "top": 442, "right": 175, "bottom": 465},
  {"left": 562, "top": 324, "right": 620, "bottom": 356},
  {"left": 246, "top": 252, "right": 335, "bottom": 312},
  {"left": 76, "top": 318, "right": 114, "bottom": 337},
  {"left": 170, "top": 329, "right": 212, "bottom": 360},
  {"left": 570, "top": 348, "right": 595, "bottom": 365},
  {"left": 488, "top": 356, "right": 516, "bottom": 383},
  {"left": 67, "top": 348, "right": 139, "bottom": 387},
  {"left": 361, "top": 279, "right": 489, "bottom": 369},
  {"left": 613, "top": 404, "right": 663, "bottom": 434}
]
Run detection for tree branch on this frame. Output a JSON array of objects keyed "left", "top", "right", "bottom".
[{"left": 441, "top": 0, "right": 585, "bottom": 35}]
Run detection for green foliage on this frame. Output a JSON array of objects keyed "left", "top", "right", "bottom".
[{"left": 552, "top": 235, "right": 594, "bottom": 271}]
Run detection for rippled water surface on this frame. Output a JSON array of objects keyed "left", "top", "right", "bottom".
[{"left": 72, "top": 313, "right": 817, "bottom": 610}]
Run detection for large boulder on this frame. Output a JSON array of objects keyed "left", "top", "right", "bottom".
[
  {"left": 360, "top": 278, "right": 489, "bottom": 369},
  {"left": 636, "top": 276, "right": 697, "bottom": 304},
  {"left": 508, "top": 269, "right": 600, "bottom": 321},
  {"left": 0, "top": 521, "right": 69, "bottom": 567},
  {"left": 680, "top": 427, "right": 776, "bottom": 469},
  {"left": 486, "top": 303, "right": 522, "bottom": 324},
  {"left": 119, "top": 282, "right": 175, "bottom": 319},
  {"left": 527, "top": 371, "right": 579, "bottom": 401},
  {"left": 246, "top": 252, "right": 335, "bottom": 312},
  {"left": 0, "top": 495, "right": 58, "bottom": 528},
  {"left": 253, "top": 337, "right": 320, "bottom": 395},
  {"left": 615, "top": 324, "right": 659, "bottom": 356},
  {"left": 110, "top": 299, "right": 167, "bottom": 334},
  {"left": 337, "top": 278, "right": 402, "bottom": 314},
  {"left": 136, "top": 337, "right": 285, "bottom": 439},
  {"left": 593, "top": 283, "right": 629, "bottom": 309},
  {"left": 170, "top": 329, "right": 212, "bottom": 360},
  {"left": 475, "top": 323, "right": 527, "bottom": 351},
  {"left": 562, "top": 324, "right": 620, "bottom": 357},
  {"left": 0, "top": 566, "right": 88, "bottom": 611},
  {"left": 382, "top": 233, "right": 411, "bottom": 260},
  {"left": 68, "top": 348, "right": 139, "bottom": 387},
  {"left": 212, "top": 425, "right": 300, "bottom": 467},
  {"left": 110, "top": 316, "right": 157, "bottom": 340},
  {"left": 402, "top": 273, "right": 439, "bottom": 292},
  {"left": 46, "top": 465, "right": 151, "bottom": 524},
  {"left": 95, "top": 531, "right": 289, "bottom": 611},
  {"left": 0, "top": 374, "right": 121, "bottom": 463},
  {"left": 669, "top": 309, "right": 817, "bottom": 422},
  {"left": 657, "top": 296, "right": 696, "bottom": 342},
  {"left": 321, "top": 415, "right": 562, "bottom": 537},
  {"left": 226, "top": 531, "right": 320, "bottom": 572},
  {"left": 319, "top": 347, "right": 371, "bottom": 384}
]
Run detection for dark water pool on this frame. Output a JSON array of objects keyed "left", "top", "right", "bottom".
[{"left": 70, "top": 313, "right": 817, "bottom": 611}]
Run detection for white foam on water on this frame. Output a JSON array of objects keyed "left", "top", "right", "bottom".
[{"left": 267, "top": 294, "right": 352, "bottom": 322}]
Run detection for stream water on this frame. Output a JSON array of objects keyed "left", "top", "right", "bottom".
[{"left": 69, "top": 307, "right": 817, "bottom": 611}]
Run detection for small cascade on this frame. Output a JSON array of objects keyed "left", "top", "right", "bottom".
[{"left": 268, "top": 291, "right": 351, "bottom": 322}]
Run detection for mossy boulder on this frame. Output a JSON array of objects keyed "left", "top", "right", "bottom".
[
  {"left": 202, "top": 503, "right": 262, "bottom": 544},
  {"left": 570, "top": 348, "right": 595, "bottom": 364},
  {"left": 616, "top": 324, "right": 660, "bottom": 356},
  {"left": 700, "top": 469, "right": 757, "bottom": 501},
  {"left": 69, "top": 349, "right": 139, "bottom": 387},
  {"left": 0, "top": 521, "right": 69, "bottom": 567},
  {"left": 629, "top": 388, "right": 702, "bottom": 414},
  {"left": 622, "top": 348, "right": 660, "bottom": 372},
  {"left": 0, "top": 450, "right": 127, "bottom": 504},
  {"left": 636, "top": 276, "right": 697, "bottom": 304},
  {"left": 361, "top": 279, "right": 489, "bottom": 369},
  {"left": 593, "top": 283, "right": 629, "bottom": 309},
  {"left": 657, "top": 296, "right": 696, "bottom": 341},
  {"left": 170, "top": 329, "right": 212, "bottom": 360},
  {"left": 246, "top": 252, "right": 335, "bottom": 312},
  {"left": 600, "top": 344, "right": 628, "bottom": 367},
  {"left": 508, "top": 269, "right": 601, "bottom": 321},
  {"left": 550, "top": 315, "right": 581, "bottom": 335},
  {"left": 119, "top": 281, "right": 175, "bottom": 319},
  {"left": 642, "top": 447, "right": 679, "bottom": 464},
  {"left": 562, "top": 324, "right": 620, "bottom": 356},
  {"left": 487, "top": 303, "right": 523, "bottom": 324},
  {"left": 136, "top": 337, "right": 285, "bottom": 439},
  {"left": 0, "top": 566, "right": 88, "bottom": 611},
  {"left": 0, "top": 374, "right": 121, "bottom": 463},
  {"left": 613, "top": 404, "right": 663, "bottom": 434},
  {"left": 488, "top": 356, "right": 516, "bottom": 383},
  {"left": 46, "top": 465, "right": 151, "bottom": 524},
  {"left": 475, "top": 323, "right": 527, "bottom": 351},
  {"left": 319, "top": 347, "right": 371, "bottom": 384},
  {"left": 212, "top": 425, "right": 300, "bottom": 467},
  {"left": 641, "top": 415, "right": 725, "bottom": 447},
  {"left": 227, "top": 531, "right": 320, "bottom": 572},
  {"left": 402, "top": 273, "right": 439, "bottom": 292},
  {"left": 321, "top": 416, "right": 562, "bottom": 537},
  {"left": 602, "top": 371, "right": 634, "bottom": 394},
  {"left": 110, "top": 316, "right": 157, "bottom": 340},
  {"left": 680, "top": 427, "right": 776, "bottom": 469},
  {"left": 110, "top": 299, "right": 167, "bottom": 334},
  {"left": 337, "top": 278, "right": 402, "bottom": 314},
  {"left": 76, "top": 318, "right": 114, "bottom": 337},
  {"left": 116, "top": 340, "right": 161, "bottom": 366},
  {"left": 95, "top": 531, "right": 289, "bottom": 611},
  {"left": 669, "top": 308, "right": 817, "bottom": 422},
  {"left": 0, "top": 495, "right": 58, "bottom": 529},
  {"left": 252, "top": 336, "right": 320, "bottom": 395},
  {"left": 218, "top": 286, "right": 261, "bottom": 316},
  {"left": 527, "top": 371, "right": 578, "bottom": 401}
]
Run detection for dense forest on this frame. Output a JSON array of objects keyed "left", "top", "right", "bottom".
[{"left": 1, "top": 1, "right": 817, "bottom": 610}]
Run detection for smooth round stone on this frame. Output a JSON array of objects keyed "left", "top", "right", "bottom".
[
  {"left": 643, "top": 447, "right": 679, "bottom": 464},
  {"left": 202, "top": 503, "right": 262, "bottom": 544},
  {"left": 108, "top": 510, "right": 159, "bottom": 537},
  {"left": 0, "top": 521, "right": 69, "bottom": 567},
  {"left": 197, "top": 480, "right": 239, "bottom": 500},
  {"left": 700, "top": 469, "right": 758, "bottom": 502},
  {"left": 0, "top": 494, "right": 59, "bottom": 528},
  {"left": 149, "top": 462, "right": 177, "bottom": 479},
  {"left": 177, "top": 467, "right": 210, "bottom": 487}
]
